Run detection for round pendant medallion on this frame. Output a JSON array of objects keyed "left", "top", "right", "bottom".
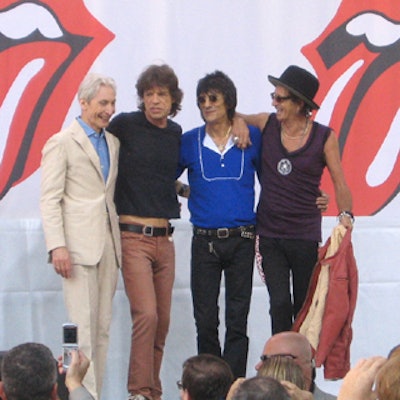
[{"left": 277, "top": 158, "right": 292, "bottom": 175}]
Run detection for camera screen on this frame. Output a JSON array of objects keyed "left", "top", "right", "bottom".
[{"left": 64, "top": 326, "right": 77, "bottom": 344}]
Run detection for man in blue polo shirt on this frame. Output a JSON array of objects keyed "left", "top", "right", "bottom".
[{"left": 177, "top": 71, "right": 261, "bottom": 379}]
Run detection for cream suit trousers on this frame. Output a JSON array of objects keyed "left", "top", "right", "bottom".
[{"left": 63, "top": 224, "right": 119, "bottom": 400}]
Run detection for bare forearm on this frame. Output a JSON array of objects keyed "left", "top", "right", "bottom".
[
  {"left": 334, "top": 184, "right": 353, "bottom": 228},
  {"left": 324, "top": 131, "right": 353, "bottom": 220},
  {"left": 335, "top": 184, "right": 353, "bottom": 213},
  {"left": 236, "top": 112, "right": 269, "bottom": 131}
]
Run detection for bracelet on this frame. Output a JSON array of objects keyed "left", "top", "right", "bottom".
[{"left": 338, "top": 210, "right": 354, "bottom": 223}]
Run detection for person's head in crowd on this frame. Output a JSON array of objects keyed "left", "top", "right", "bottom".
[
  {"left": 231, "top": 376, "right": 290, "bottom": 400},
  {"left": 136, "top": 63, "right": 184, "bottom": 119},
  {"left": 0, "top": 343, "right": 58, "bottom": 400},
  {"left": 387, "top": 344, "right": 400, "bottom": 359},
  {"left": 256, "top": 355, "right": 306, "bottom": 390},
  {"left": 178, "top": 353, "right": 234, "bottom": 400},
  {"left": 256, "top": 331, "right": 315, "bottom": 392},
  {"left": 196, "top": 70, "right": 237, "bottom": 123},
  {"left": 376, "top": 351, "right": 400, "bottom": 400}
]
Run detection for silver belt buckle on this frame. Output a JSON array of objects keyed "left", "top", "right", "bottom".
[
  {"left": 142, "top": 225, "right": 154, "bottom": 236},
  {"left": 240, "top": 226, "right": 255, "bottom": 239},
  {"left": 217, "top": 228, "right": 229, "bottom": 239}
]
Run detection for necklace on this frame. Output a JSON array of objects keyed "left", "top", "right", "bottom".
[
  {"left": 281, "top": 119, "right": 309, "bottom": 140},
  {"left": 214, "top": 126, "right": 232, "bottom": 152}
]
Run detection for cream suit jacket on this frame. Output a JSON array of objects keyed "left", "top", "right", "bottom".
[{"left": 40, "top": 119, "right": 121, "bottom": 267}]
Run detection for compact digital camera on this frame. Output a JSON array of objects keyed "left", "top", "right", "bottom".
[{"left": 62, "top": 322, "right": 78, "bottom": 370}]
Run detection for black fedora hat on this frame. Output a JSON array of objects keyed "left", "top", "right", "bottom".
[{"left": 268, "top": 65, "right": 320, "bottom": 110}]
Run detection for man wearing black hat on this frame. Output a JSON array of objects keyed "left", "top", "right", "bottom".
[{"left": 239, "top": 65, "right": 353, "bottom": 334}]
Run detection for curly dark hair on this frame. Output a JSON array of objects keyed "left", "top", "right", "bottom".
[
  {"left": 196, "top": 70, "right": 237, "bottom": 121},
  {"left": 135, "top": 64, "right": 183, "bottom": 117},
  {"left": 290, "top": 96, "right": 312, "bottom": 117}
]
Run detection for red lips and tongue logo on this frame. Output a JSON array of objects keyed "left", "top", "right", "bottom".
[
  {"left": 0, "top": 0, "right": 114, "bottom": 200},
  {"left": 303, "top": 0, "right": 399, "bottom": 216}
]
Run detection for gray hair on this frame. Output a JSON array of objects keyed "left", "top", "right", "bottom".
[
  {"left": 78, "top": 72, "right": 116, "bottom": 102},
  {"left": 1, "top": 342, "right": 57, "bottom": 400},
  {"left": 232, "top": 376, "right": 291, "bottom": 400}
]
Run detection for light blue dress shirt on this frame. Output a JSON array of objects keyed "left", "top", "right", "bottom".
[{"left": 77, "top": 117, "right": 110, "bottom": 182}]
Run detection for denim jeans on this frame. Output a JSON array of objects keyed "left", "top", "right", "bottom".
[
  {"left": 191, "top": 234, "right": 254, "bottom": 378},
  {"left": 259, "top": 236, "right": 318, "bottom": 334}
]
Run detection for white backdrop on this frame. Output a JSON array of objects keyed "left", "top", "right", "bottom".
[{"left": 0, "top": 1, "right": 399, "bottom": 399}]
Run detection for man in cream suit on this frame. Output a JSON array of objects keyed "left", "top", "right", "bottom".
[{"left": 40, "top": 73, "right": 121, "bottom": 400}]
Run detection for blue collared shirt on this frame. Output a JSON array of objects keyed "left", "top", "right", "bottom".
[{"left": 77, "top": 117, "right": 110, "bottom": 182}]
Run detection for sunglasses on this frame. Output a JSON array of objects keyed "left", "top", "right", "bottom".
[
  {"left": 176, "top": 380, "right": 184, "bottom": 390},
  {"left": 197, "top": 94, "right": 219, "bottom": 104},
  {"left": 260, "top": 353, "right": 298, "bottom": 362},
  {"left": 270, "top": 92, "right": 293, "bottom": 103}
]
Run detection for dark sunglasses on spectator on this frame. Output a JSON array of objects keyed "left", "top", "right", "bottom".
[{"left": 260, "top": 353, "right": 298, "bottom": 362}]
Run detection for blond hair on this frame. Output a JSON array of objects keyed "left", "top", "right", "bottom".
[{"left": 256, "top": 356, "right": 306, "bottom": 390}]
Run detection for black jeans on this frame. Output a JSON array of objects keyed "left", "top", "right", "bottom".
[
  {"left": 191, "top": 234, "right": 255, "bottom": 379},
  {"left": 259, "top": 237, "right": 318, "bottom": 334}
]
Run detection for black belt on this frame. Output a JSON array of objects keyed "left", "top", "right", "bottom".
[
  {"left": 119, "top": 223, "right": 174, "bottom": 237},
  {"left": 193, "top": 225, "right": 255, "bottom": 239}
]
